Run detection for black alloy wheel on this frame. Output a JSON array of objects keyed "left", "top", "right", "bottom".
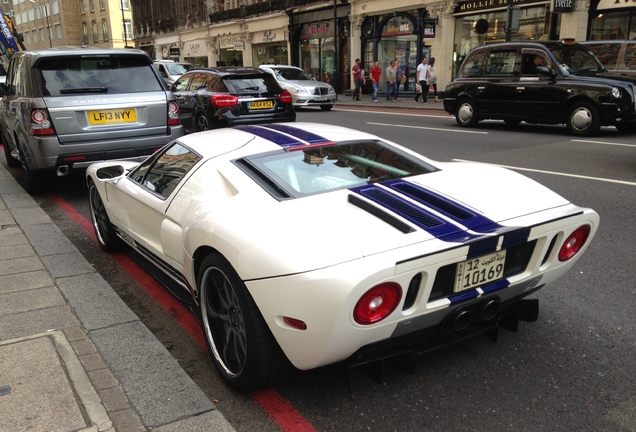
[
  {"left": 196, "top": 113, "right": 211, "bottom": 132},
  {"left": 198, "top": 252, "right": 290, "bottom": 391},
  {"left": 88, "top": 179, "right": 125, "bottom": 252}
]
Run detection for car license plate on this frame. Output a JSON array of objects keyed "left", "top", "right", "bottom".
[
  {"left": 454, "top": 250, "right": 507, "bottom": 292},
  {"left": 315, "top": 97, "right": 327, "bottom": 101},
  {"left": 88, "top": 109, "right": 137, "bottom": 125},
  {"left": 249, "top": 101, "right": 273, "bottom": 110}
]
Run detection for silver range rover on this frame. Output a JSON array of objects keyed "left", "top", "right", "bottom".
[{"left": 0, "top": 47, "right": 184, "bottom": 194}]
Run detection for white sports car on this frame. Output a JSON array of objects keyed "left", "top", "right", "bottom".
[{"left": 86, "top": 123, "right": 599, "bottom": 391}]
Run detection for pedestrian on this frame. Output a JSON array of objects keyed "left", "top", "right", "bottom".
[
  {"left": 415, "top": 57, "right": 428, "bottom": 103},
  {"left": 385, "top": 59, "right": 397, "bottom": 101},
  {"left": 370, "top": 61, "right": 382, "bottom": 103},
  {"left": 394, "top": 60, "right": 402, "bottom": 101},
  {"left": 359, "top": 66, "right": 366, "bottom": 99},
  {"left": 428, "top": 57, "right": 440, "bottom": 102},
  {"left": 351, "top": 58, "right": 362, "bottom": 101}
]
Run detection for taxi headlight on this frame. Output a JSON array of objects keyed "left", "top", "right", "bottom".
[{"left": 612, "top": 87, "right": 621, "bottom": 98}]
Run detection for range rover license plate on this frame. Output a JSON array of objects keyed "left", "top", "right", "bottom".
[
  {"left": 454, "top": 250, "right": 507, "bottom": 292},
  {"left": 249, "top": 101, "right": 273, "bottom": 110},
  {"left": 88, "top": 109, "right": 137, "bottom": 125}
]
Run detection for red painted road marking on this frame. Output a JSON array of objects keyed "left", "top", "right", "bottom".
[{"left": 49, "top": 192, "right": 317, "bottom": 432}]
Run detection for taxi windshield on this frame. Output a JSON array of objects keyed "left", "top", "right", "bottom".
[{"left": 549, "top": 45, "right": 605, "bottom": 75}]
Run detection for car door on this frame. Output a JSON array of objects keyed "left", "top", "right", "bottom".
[
  {"left": 477, "top": 48, "right": 519, "bottom": 117},
  {"left": 514, "top": 48, "right": 565, "bottom": 121},
  {"left": 172, "top": 73, "right": 197, "bottom": 133},
  {"left": 106, "top": 142, "right": 201, "bottom": 271}
]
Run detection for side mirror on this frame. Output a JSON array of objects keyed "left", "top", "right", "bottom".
[
  {"left": 96, "top": 165, "right": 125, "bottom": 180},
  {"left": 536, "top": 65, "right": 556, "bottom": 78}
]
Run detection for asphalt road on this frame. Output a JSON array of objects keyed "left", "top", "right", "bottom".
[{"left": 3, "top": 107, "right": 635, "bottom": 432}]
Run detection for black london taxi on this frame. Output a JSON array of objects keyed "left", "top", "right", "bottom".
[{"left": 443, "top": 39, "right": 636, "bottom": 136}]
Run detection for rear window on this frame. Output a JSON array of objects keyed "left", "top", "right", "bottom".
[
  {"left": 39, "top": 55, "right": 164, "bottom": 96},
  {"left": 223, "top": 74, "right": 280, "bottom": 94},
  {"left": 240, "top": 140, "right": 438, "bottom": 198}
]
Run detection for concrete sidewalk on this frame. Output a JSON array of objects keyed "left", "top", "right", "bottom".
[
  {"left": 335, "top": 90, "right": 447, "bottom": 111},
  {"left": 0, "top": 159, "right": 234, "bottom": 431}
]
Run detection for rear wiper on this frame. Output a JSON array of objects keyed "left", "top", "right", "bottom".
[{"left": 59, "top": 87, "right": 108, "bottom": 94}]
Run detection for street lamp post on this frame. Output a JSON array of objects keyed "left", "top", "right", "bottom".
[
  {"left": 29, "top": 0, "right": 52, "bottom": 48},
  {"left": 121, "top": 0, "right": 128, "bottom": 48}
]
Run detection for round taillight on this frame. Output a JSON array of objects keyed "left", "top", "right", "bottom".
[
  {"left": 168, "top": 101, "right": 179, "bottom": 114},
  {"left": 210, "top": 94, "right": 239, "bottom": 108},
  {"left": 353, "top": 283, "right": 402, "bottom": 325},
  {"left": 279, "top": 90, "right": 293, "bottom": 104},
  {"left": 32, "top": 110, "right": 47, "bottom": 123},
  {"left": 558, "top": 225, "right": 591, "bottom": 262}
]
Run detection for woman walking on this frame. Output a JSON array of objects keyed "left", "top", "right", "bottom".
[{"left": 428, "top": 57, "right": 440, "bottom": 102}]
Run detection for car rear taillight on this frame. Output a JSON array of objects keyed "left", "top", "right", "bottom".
[
  {"left": 211, "top": 94, "right": 239, "bottom": 108},
  {"left": 168, "top": 101, "right": 181, "bottom": 126},
  {"left": 279, "top": 90, "right": 293, "bottom": 104},
  {"left": 30, "top": 109, "right": 55, "bottom": 136},
  {"left": 558, "top": 225, "right": 591, "bottom": 262},
  {"left": 353, "top": 283, "right": 402, "bottom": 325}
]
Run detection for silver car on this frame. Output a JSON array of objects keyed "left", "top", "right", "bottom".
[
  {"left": 259, "top": 65, "right": 336, "bottom": 111},
  {"left": 0, "top": 47, "right": 184, "bottom": 194}
]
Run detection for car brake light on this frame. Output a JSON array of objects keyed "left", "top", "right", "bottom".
[
  {"left": 168, "top": 101, "right": 181, "bottom": 126},
  {"left": 279, "top": 90, "right": 293, "bottom": 104},
  {"left": 283, "top": 317, "right": 307, "bottom": 330},
  {"left": 30, "top": 109, "right": 56, "bottom": 136},
  {"left": 353, "top": 282, "right": 402, "bottom": 325},
  {"left": 211, "top": 94, "right": 239, "bottom": 108},
  {"left": 558, "top": 225, "right": 591, "bottom": 262}
]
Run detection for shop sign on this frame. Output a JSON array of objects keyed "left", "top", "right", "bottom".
[
  {"left": 183, "top": 39, "right": 206, "bottom": 57},
  {"left": 596, "top": 0, "right": 636, "bottom": 10},
  {"left": 382, "top": 17, "right": 414, "bottom": 36},
  {"left": 219, "top": 36, "right": 243, "bottom": 49},
  {"left": 301, "top": 23, "right": 332, "bottom": 39},
  {"left": 454, "top": 0, "right": 540, "bottom": 14},
  {"left": 233, "top": 41, "right": 245, "bottom": 50},
  {"left": 252, "top": 30, "right": 284, "bottom": 44},
  {"left": 553, "top": 0, "right": 573, "bottom": 12},
  {"left": 423, "top": 21, "right": 436, "bottom": 38},
  {"left": 169, "top": 47, "right": 180, "bottom": 56}
]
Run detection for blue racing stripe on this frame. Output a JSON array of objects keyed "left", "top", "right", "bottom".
[
  {"left": 234, "top": 125, "right": 304, "bottom": 147},
  {"left": 260, "top": 124, "right": 333, "bottom": 145}
]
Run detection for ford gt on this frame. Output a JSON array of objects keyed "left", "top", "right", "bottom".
[{"left": 86, "top": 123, "right": 599, "bottom": 391}]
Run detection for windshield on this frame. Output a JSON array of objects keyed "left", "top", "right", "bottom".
[
  {"left": 549, "top": 45, "right": 605, "bottom": 75},
  {"left": 242, "top": 140, "right": 438, "bottom": 197},
  {"left": 272, "top": 68, "right": 314, "bottom": 82},
  {"left": 166, "top": 63, "right": 192, "bottom": 75}
]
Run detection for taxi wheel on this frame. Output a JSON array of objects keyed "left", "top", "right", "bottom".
[
  {"left": 88, "top": 179, "right": 125, "bottom": 252},
  {"left": 196, "top": 114, "right": 211, "bottom": 132},
  {"left": 198, "top": 252, "right": 290, "bottom": 391},
  {"left": 455, "top": 99, "right": 479, "bottom": 127},
  {"left": 566, "top": 102, "right": 600, "bottom": 136}
]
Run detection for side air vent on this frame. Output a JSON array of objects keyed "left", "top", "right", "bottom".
[
  {"left": 403, "top": 273, "right": 422, "bottom": 310},
  {"left": 388, "top": 181, "right": 475, "bottom": 220}
]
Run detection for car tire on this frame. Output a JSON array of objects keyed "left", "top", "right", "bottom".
[
  {"left": 566, "top": 101, "right": 600, "bottom": 136},
  {"left": 320, "top": 104, "right": 333, "bottom": 111},
  {"left": 455, "top": 99, "right": 479, "bottom": 127},
  {"left": 196, "top": 113, "right": 211, "bottom": 132},
  {"left": 198, "top": 252, "right": 290, "bottom": 391},
  {"left": 88, "top": 179, "right": 125, "bottom": 252},
  {"left": 17, "top": 142, "right": 47, "bottom": 195},
  {"left": 2, "top": 142, "right": 21, "bottom": 168},
  {"left": 503, "top": 119, "right": 522, "bottom": 126}
]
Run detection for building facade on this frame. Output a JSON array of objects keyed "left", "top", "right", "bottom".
[{"left": 6, "top": 0, "right": 132, "bottom": 50}]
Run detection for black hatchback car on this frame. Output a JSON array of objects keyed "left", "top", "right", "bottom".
[
  {"left": 443, "top": 39, "right": 636, "bottom": 136},
  {"left": 171, "top": 67, "right": 296, "bottom": 133}
]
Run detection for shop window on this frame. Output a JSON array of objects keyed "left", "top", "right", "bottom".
[
  {"left": 486, "top": 50, "right": 516, "bottom": 75},
  {"left": 590, "top": 11, "right": 630, "bottom": 40}
]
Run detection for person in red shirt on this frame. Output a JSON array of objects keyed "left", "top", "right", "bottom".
[
  {"left": 370, "top": 61, "right": 382, "bottom": 103},
  {"left": 351, "top": 58, "right": 362, "bottom": 101}
]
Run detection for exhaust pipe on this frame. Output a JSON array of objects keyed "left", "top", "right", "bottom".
[
  {"left": 451, "top": 309, "right": 473, "bottom": 331},
  {"left": 56, "top": 165, "right": 69, "bottom": 176},
  {"left": 481, "top": 300, "right": 500, "bottom": 321}
]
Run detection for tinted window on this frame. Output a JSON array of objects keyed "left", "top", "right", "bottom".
[
  {"left": 486, "top": 50, "right": 517, "bottom": 75},
  {"left": 241, "top": 141, "right": 438, "bottom": 197},
  {"left": 173, "top": 74, "right": 192, "bottom": 92},
  {"left": 224, "top": 75, "right": 279, "bottom": 93},
  {"left": 549, "top": 46, "right": 603, "bottom": 74},
  {"left": 625, "top": 43, "right": 636, "bottom": 69},
  {"left": 585, "top": 43, "right": 621, "bottom": 68},
  {"left": 39, "top": 55, "right": 163, "bottom": 96},
  {"left": 130, "top": 143, "right": 200, "bottom": 198},
  {"left": 459, "top": 51, "right": 486, "bottom": 77}
]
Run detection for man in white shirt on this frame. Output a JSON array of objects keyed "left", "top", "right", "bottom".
[{"left": 415, "top": 57, "right": 429, "bottom": 103}]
